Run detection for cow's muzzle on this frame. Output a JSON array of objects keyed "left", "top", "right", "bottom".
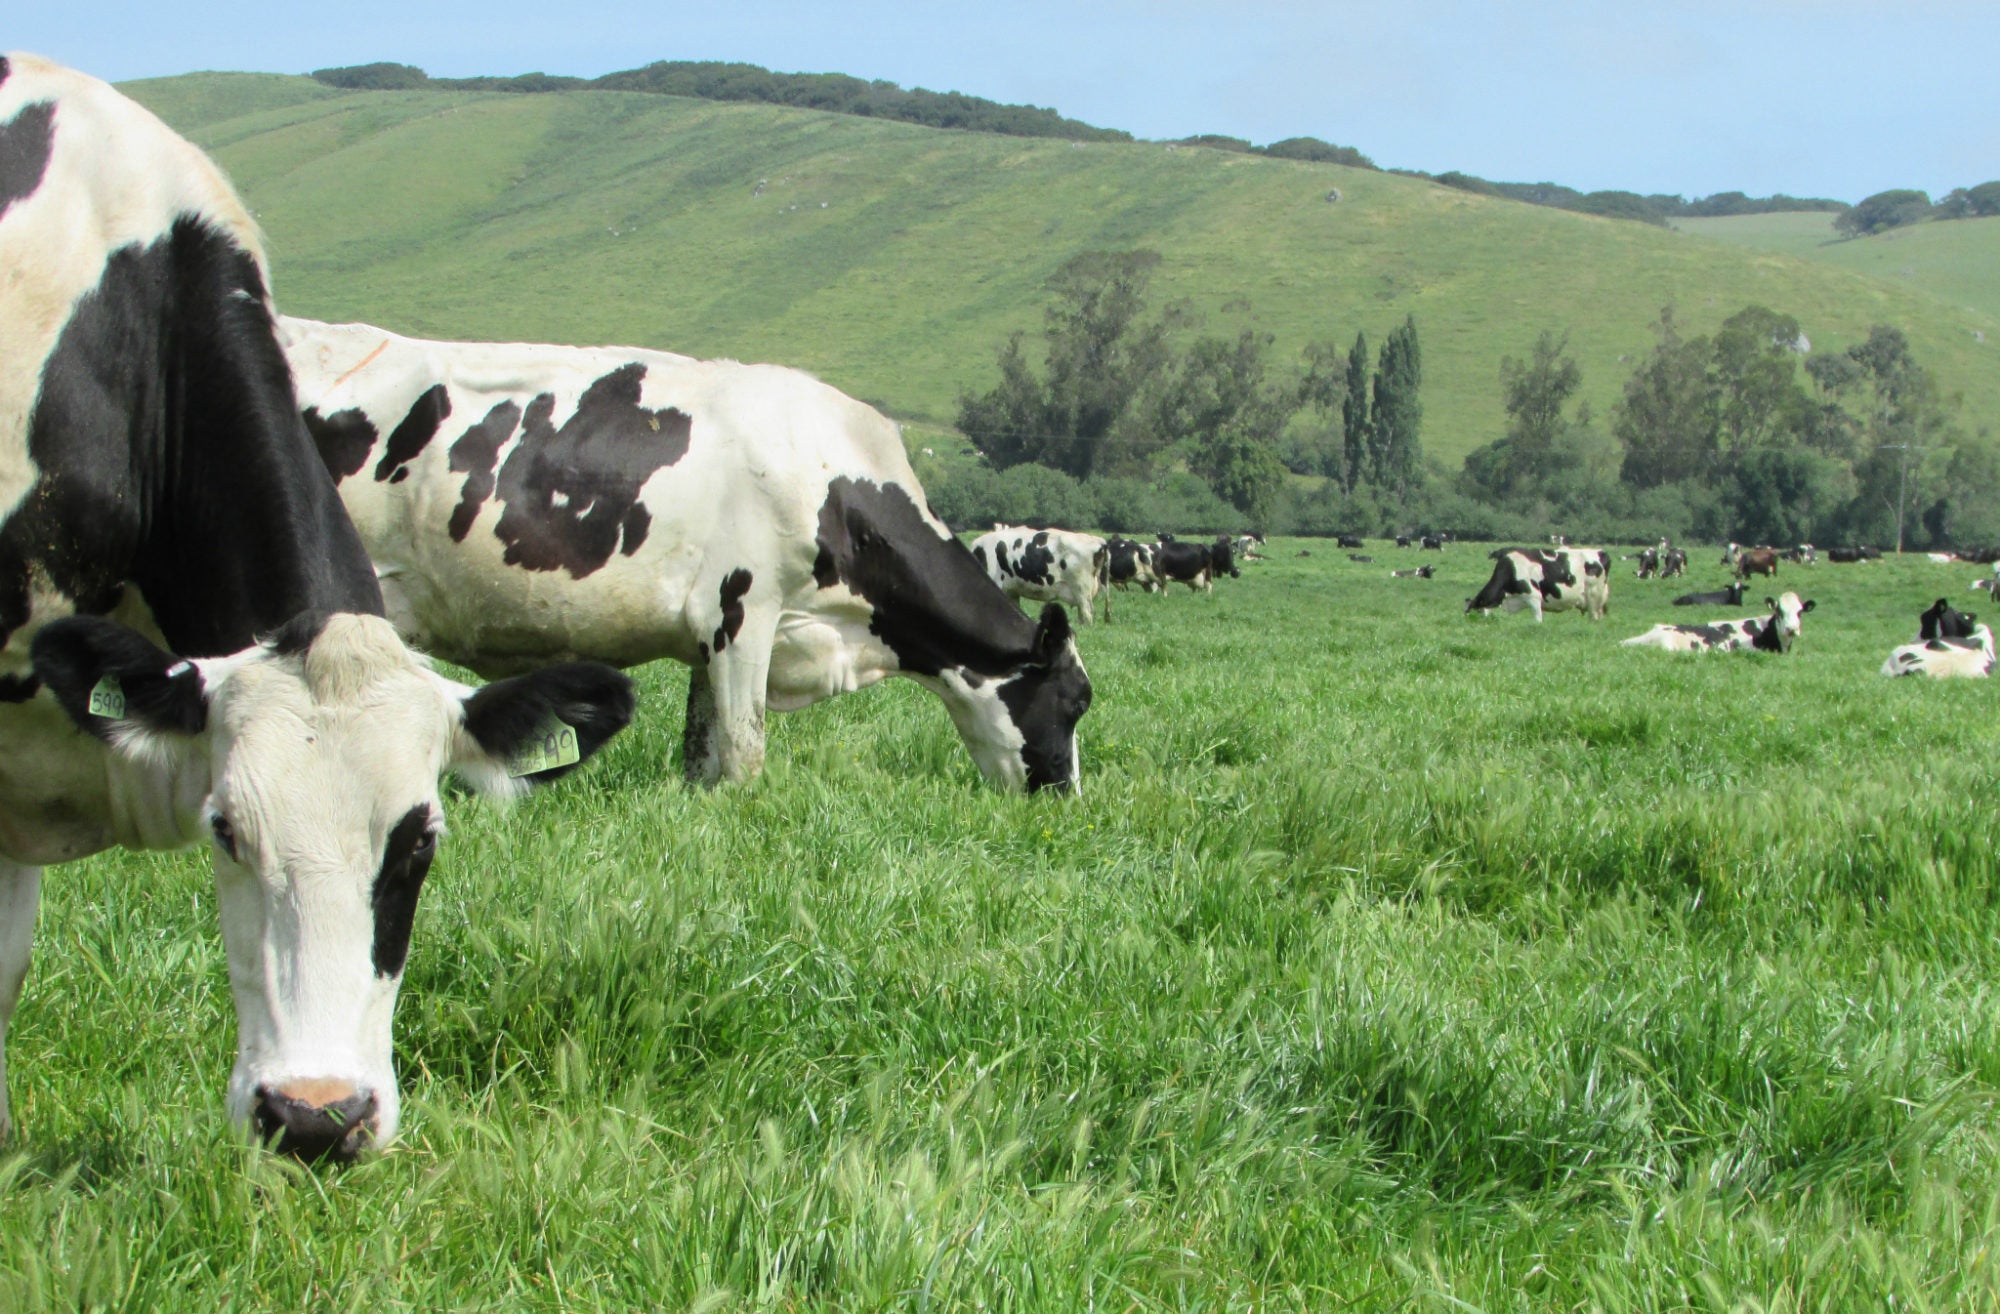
[{"left": 253, "top": 1081, "right": 379, "bottom": 1162}]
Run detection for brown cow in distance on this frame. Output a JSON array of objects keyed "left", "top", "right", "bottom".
[{"left": 1735, "top": 547, "right": 1779, "bottom": 579}]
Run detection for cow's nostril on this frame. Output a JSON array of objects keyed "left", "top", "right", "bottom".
[{"left": 252, "top": 1084, "right": 379, "bottom": 1163}]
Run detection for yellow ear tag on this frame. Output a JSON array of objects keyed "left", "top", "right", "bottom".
[
  {"left": 508, "top": 718, "right": 581, "bottom": 777},
  {"left": 88, "top": 677, "right": 126, "bottom": 719}
]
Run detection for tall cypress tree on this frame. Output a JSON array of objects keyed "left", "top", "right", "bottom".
[
  {"left": 1370, "top": 317, "right": 1424, "bottom": 500},
  {"left": 1341, "top": 331, "right": 1371, "bottom": 492}
]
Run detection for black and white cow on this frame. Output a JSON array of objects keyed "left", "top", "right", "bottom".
[
  {"left": 1672, "top": 582, "right": 1750, "bottom": 607},
  {"left": 1465, "top": 548, "right": 1610, "bottom": 621},
  {"left": 1622, "top": 593, "right": 1816, "bottom": 653},
  {"left": 0, "top": 59, "right": 634, "bottom": 1160},
  {"left": 1632, "top": 547, "right": 1661, "bottom": 578},
  {"left": 1390, "top": 565, "right": 1436, "bottom": 579},
  {"left": 972, "top": 525, "right": 1109, "bottom": 625},
  {"left": 1882, "top": 625, "right": 1995, "bottom": 679},
  {"left": 1918, "top": 598, "right": 1979, "bottom": 641},
  {"left": 1104, "top": 536, "right": 1159, "bottom": 595},
  {"left": 1395, "top": 535, "right": 1412, "bottom": 549},
  {"left": 1661, "top": 547, "right": 1688, "bottom": 578},
  {"left": 282, "top": 317, "right": 1091, "bottom": 793},
  {"left": 1234, "top": 533, "right": 1267, "bottom": 560}
]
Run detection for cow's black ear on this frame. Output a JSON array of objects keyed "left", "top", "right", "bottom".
[
  {"left": 455, "top": 662, "right": 636, "bottom": 790},
  {"left": 31, "top": 617, "right": 208, "bottom": 742},
  {"left": 1766, "top": 597, "right": 1778, "bottom": 609},
  {"left": 1031, "top": 604, "right": 1073, "bottom": 665},
  {"left": 1801, "top": 599, "right": 1816, "bottom": 613}
]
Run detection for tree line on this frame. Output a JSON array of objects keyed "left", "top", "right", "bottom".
[
  {"left": 1422, "top": 173, "right": 1847, "bottom": 227},
  {"left": 1835, "top": 184, "right": 2000, "bottom": 236},
  {"left": 1459, "top": 307, "right": 1993, "bottom": 550},
  {"left": 952, "top": 251, "right": 1424, "bottom": 529}
]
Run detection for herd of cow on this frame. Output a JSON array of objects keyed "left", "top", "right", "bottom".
[{"left": 0, "top": 59, "right": 1988, "bottom": 1166}]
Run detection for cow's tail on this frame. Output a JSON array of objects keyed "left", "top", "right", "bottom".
[{"left": 1094, "top": 543, "right": 1112, "bottom": 622}]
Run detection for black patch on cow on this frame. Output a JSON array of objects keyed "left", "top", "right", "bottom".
[
  {"left": 458, "top": 660, "right": 636, "bottom": 785},
  {"left": 447, "top": 399, "right": 522, "bottom": 542},
  {"left": 0, "top": 99, "right": 55, "bottom": 224},
  {"left": 373, "top": 384, "right": 451, "bottom": 483},
  {"left": 620, "top": 503, "right": 650, "bottom": 557},
  {"left": 264, "top": 610, "right": 332, "bottom": 658},
  {"left": 973, "top": 543, "right": 988, "bottom": 571},
  {"left": 0, "top": 218, "right": 383, "bottom": 659},
  {"left": 1468, "top": 553, "right": 1531, "bottom": 612},
  {"left": 31, "top": 615, "right": 210, "bottom": 740},
  {"left": 1749, "top": 615, "right": 1782, "bottom": 653},
  {"left": 0, "top": 56, "right": 10, "bottom": 89},
  {"left": 711, "top": 569, "right": 753, "bottom": 654},
  {"left": 471, "top": 365, "right": 691, "bottom": 578},
  {"left": 370, "top": 804, "right": 436, "bottom": 978},
  {"left": 303, "top": 407, "right": 378, "bottom": 483},
  {"left": 1007, "top": 535, "right": 1056, "bottom": 585},
  {"left": 0, "top": 673, "right": 40, "bottom": 703}
]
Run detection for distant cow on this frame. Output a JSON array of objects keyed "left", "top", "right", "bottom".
[
  {"left": 972, "top": 525, "right": 1111, "bottom": 625},
  {"left": 1673, "top": 582, "right": 1750, "bottom": 607},
  {"left": 1395, "top": 535, "right": 1412, "bottom": 548},
  {"left": 1466, "top": 547, "right": 1610, "bottom": 621},
  {"left": 1391, "top": 565, "right": 1436, "bottom": 579},
  {"left": 1336, "top": 533, "right": 1364, "bottom": 549},
  {"left": 1632, "top": 547, "right": 1660, "bottom": 578},
  {"left": 1783, "top": 544, "right": 1816, "bottom": 566},
  {"left": 1421, "top": 535, "right": 1446, "bottom": 551},
  {"left": 1735, "top": 547, "right": 1780, "bottom": 579},
  {"left": 1828, "top": 545, "right": 1880, "bottom": 564},
  {"left": 1622, "top": 593, "right": 1816, "bottom": 654},
  {"left": 1105, "top": 537, "right": 1160, "bottom": 596},
  {"left": 1348, "top": 553, "right": 1374, "bottom": 563},
  {"left": 1918, "top": 598, "right": 1979, "bottom": 641},
  {"left": 1154, "top": 538, "right": 1219, "bottom": 592},
  {"left": 1882, "top": 626, "right": 1996, "bottom": 679},
  {"left": 1233, "top": 533, "right": 1267, "bottom": 560},
  {"left": 1661, "top": 548, "right": 1688, "bottom": 578}
]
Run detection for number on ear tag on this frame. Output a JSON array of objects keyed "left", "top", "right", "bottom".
[
  {"left": 88, "top": 677, "right": 126, "bottom": 719},
  {"left": 508, "top": 718, "right": 581, "bottom": 777}
]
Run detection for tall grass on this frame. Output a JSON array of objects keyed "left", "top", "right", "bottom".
[{"left": 3, "top": 544, "right": 1999, "bottom": 1309}]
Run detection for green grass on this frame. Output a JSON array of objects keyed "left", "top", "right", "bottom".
[
  {"left": 6, "top": 545, "right": 2000, "bottom": 1308},
  {"left": 1680, "top": 212, "right": 2000, "bottom": 327},
  {"left": 119, "top": 73, "right": 2000, "bottom": 466}
]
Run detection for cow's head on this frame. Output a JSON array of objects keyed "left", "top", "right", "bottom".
[
  {"left": 1920, "top": 597, "right": 1978, "bottom": 641},
  {"left": 31, "top": 612, "right": 634, "bottom": 1161},
  {"left": 934, "top": 605, "right": 1091, "bottom": 793},
  {"left": 1760, "top": 594, "right": 1816, "bottom": 652}
]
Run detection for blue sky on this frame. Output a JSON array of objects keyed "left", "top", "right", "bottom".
[{"left": 15, "top": 1, "right": 1996, "bottom": 202}]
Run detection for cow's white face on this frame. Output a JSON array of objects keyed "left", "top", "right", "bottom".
[
  {"left": 923, "top": 605, "right": 1091, "bottom": 794},
  {"left": 1764, "top": 593, "right": 1816, "bottom": 650},
  {"left": 31, "top": 612, "right": 633, "bottom": 1160}
]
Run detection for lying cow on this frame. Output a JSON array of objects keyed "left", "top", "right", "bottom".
[
  {"left": 1622, "top": 593, "right": 1816, "bottom": 653},
  {"left": 1919, "top": 598, "right": 1979, "bottom": 641},
  {"left": 1104, "top": 537, "right": 1159, "bottom": 596},
  {"left": 973, "top": 525, "right": 1109, "bottom": 625},
  {"left": 1881, "top": 626, "right": 1995, "bottom": 679},
  {"left": 0, "top": 60, "right": 635, "bottom": 1160},
  {"left": 1390, "top": 565, "right": 1436, "bottom": 579},
  {"left": 1348, "top": 553, "right": 1374, "bottom": 563},
  {"left": 1672, "top": 582, "right": 1750, "bottom": 607},
  {"left": 1234, "top": 533, "right": 1268, "bottom": 561},
  {"left": 1466, "top": 548, "right": 1610, "bottom": 621},
  {"left": 1784, "top": 544, "right": 1817, "bottom": 566},
  {"left": 282, "top": 317, "right": 1092, "bottom": 793}
]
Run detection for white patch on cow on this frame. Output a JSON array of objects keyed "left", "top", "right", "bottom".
[
  {"left": 1881, "top": 625, "right": 1995, "bottom": 679},
  {"left": 0, "top": 53, "right": 262, "bottom": 525}
]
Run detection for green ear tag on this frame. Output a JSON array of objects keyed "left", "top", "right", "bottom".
[
  {"left": 508, "top": 718, "right": 581, "bottom": 777},
  {"left": 88, "top": 677, "right": 126, "bottom": 719}
]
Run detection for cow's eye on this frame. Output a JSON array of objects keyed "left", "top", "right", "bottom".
[{"left": 210, "top": 813, "right": 238, "bottom": 861}]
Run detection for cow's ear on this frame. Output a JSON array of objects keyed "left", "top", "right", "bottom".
[
  {"left": 1030, "top": 604, "right": 1073, "bottom": 666},
  {"left": 447, "top": 662, "right": 636, "bottom": 797},
  {"left": 1801, "top": 599, "right": 1816, "bottom": 613},
  {"left": 1766, "top": 597, "right": 1779, "bottom": 609},
  {"left": 31, "top": 617, "right": 210, "bottom": 757}
]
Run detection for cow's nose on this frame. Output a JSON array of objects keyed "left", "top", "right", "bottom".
[{"left": 252, "top": 1080, "right": 378, "bottom": 1163}]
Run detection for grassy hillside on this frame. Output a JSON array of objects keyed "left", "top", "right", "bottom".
[
  {"left": 126, "top": 73, "right": 2000, "bottom": 465},
  {"left": 1680, "top": 211, "right": 2000, "bottom": 327}
]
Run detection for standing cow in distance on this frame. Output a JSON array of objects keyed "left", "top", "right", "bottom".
[
  {"left": 282, "top": 318, "right": 1092, "bottom": 793},
  {"left": 1466, "top": 548, "right": 1610, "bottom": 621},
  {"left": 0, "top": 59, "right": 635, "bottom": 1160},
  {"left": 972, "top": 525, "right": 1109, "bottom": 625},
  {"left": 1735, "top": 547, "right": 1780, "bottom": 579},
  {"left": 1104, "top": 537, "right": 1159, "bottom": 597}
]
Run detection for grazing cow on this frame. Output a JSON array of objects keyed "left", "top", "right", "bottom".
[
  {"left": 1348, "top": 553, "right": 1374, "bottom": 563},
  {"left": 1672, "top": 582, "right": 1750, "bottom": 607},
  {"left": 1153, "top": 538, "right": 1219, "bottom": 592},
  {"left": 1336, "top": 533, "right": 1364, "bottom": 549},
  {"left": 1421, "top": 535, "right": 1446, "bottom": 551},
  {"left": 1632, "top": 547, "right": 1660, "bottom": 578},
  {"left": 1465, "top": 548, "right": 1610, "bottom": 621},
  {"left": 1395, "top": 535, "right": 1412, "bottom": 549},
  {"left": 282, "top": 318, "right": 1092, "bottom": 793},
  {"left": 1734, "top": 547, "right": 1780, "bottom": 579},
  {"left": 1881, "top": 625, "right": 1995, "bottom": 679},
  {"left": 1918, "top": 598, "right": 1979, "bottom": 641},
  {"left": 1661, "top": 548, "right": 1688, "bottom": 578},
  {"left": 1105, "top": 536, "right": 1159, "bottom": 595},
  {"left": 0, "top": 59, "right": 635, "bottom": 1159},
  {"left": 1390, "top": 565, "right": 1436, "bottom": 579},
  {"left": 1622, "top": 593, "right": 1816, "bottom": 653},
  {"left": 972, "top": 525, "right": 1109, "bottom": 626}
]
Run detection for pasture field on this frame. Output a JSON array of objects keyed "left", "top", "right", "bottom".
[
  {"left": 1678, "top": 213, "right": 2000, "bottom": 326},
  {"left": 5, "top": 544, "right": 2000, "bottom": 1310},
  {"left": 117, "top": 73, "right": 2000, "bottom": 467}
]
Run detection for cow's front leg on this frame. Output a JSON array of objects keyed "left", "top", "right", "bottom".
[
  {"left": 686, "top": 606, "right": 777, "bottom": 787},
  {"left": 0, "top": 860, "right": 43, "bottom": 1140}
]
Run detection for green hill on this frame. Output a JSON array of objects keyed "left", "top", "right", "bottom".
[
  {"left": 1678, "top": 211, "right": 2000, "bottom": 327},
  {"left": 125, "top": 73, "right": 2000, "bottom": 465}
]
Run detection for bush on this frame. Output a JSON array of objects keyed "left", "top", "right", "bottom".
[
  {"left": 1835, "top": 189, "right": 1933, "bottom": 236},
  {"left": 310, "top": 63, "right": 431, "bottom": 90}
]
